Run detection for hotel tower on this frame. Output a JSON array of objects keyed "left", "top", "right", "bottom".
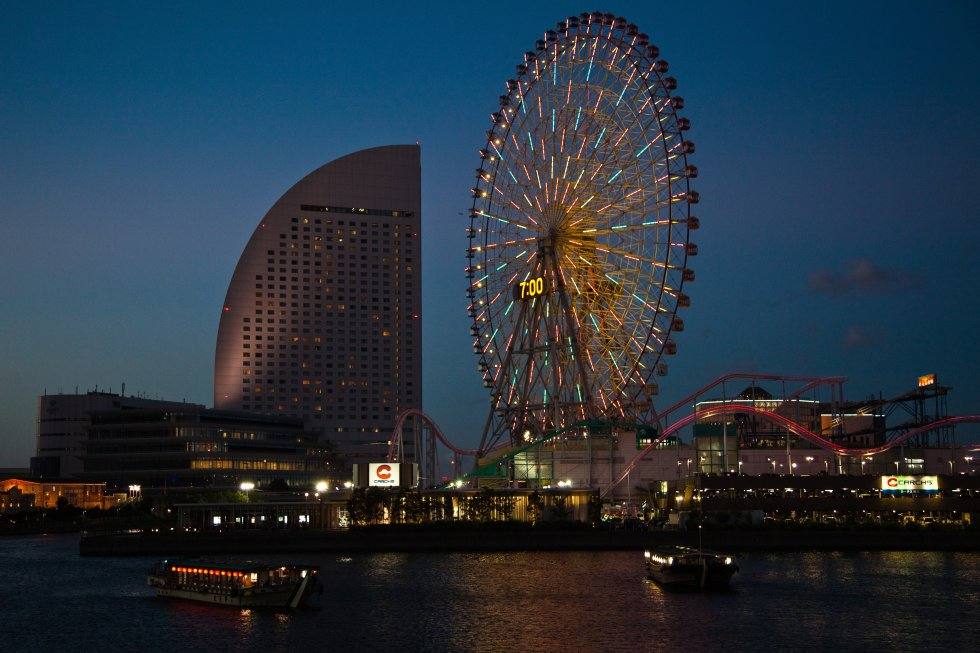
[{"left": 214, "top": 145, "right": 422, "bottom": 464}]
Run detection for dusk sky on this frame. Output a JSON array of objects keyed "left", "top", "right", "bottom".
[{"left": 2, "top": 2, "right": 978, "bottom": 466}]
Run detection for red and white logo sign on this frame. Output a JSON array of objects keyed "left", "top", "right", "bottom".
[
  {"left": 880, "top": 475, "right": 938, "bottom": 492},
  {"left": 369, "top": 463, "right": 399, "bottom": 487}
]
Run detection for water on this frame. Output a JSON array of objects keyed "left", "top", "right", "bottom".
[{"left": 1, "top": 535, "right": 977, "bottom": 652}]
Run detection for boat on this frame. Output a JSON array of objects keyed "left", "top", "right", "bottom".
[
  {"left": 644, "top": 546, "right": 738, "bottom": 590},
  {"left": 147, "top": 560, "right": 321, "bottom": 608}
]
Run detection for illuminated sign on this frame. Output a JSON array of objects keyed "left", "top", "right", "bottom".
[
  {"left": 369, "top": 463, "right": 399, "bottom": 487},
  {"left": 513, "top": 276, "right": 548, "bottom": 300},
  {"left": 917, "top": 373, "right": 936, "bottom": 388},
  {"left": 880, "top": 475, "right": 939, "bottom": 493}
]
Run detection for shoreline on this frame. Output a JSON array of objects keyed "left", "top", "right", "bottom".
[{"left": 77, "top": 527, "right": 980, "bottom": 556}]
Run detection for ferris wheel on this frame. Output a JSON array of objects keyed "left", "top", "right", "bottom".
[{"left": 467, "top": 12, "right": 699, "bottom": 452}]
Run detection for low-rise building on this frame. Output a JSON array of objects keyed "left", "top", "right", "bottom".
[
  {"left": 176, "top": 500, "right": 346, "bottom": 532},
  {"left": 0, "top": 486, "right": 35, "bottom": 513},
  {"left": 0, "top": 478, "right": 119, "bottom": 510},
  {"left": 33, "top": 391, "right": 204, "bottom": 478},
  {"left": 81, "top": 406, "right": 331, "bottom": 489},
  {"left": 499, "top": 434, "right": 978, "bottom": 501}
]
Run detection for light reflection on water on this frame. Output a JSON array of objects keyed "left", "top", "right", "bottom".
[{"left": 0, "top": 535, "right": 976, "bottom": 652}]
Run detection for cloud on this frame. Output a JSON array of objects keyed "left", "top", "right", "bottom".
[
  {"left": 808, "top": 258, "right": 921, "bottom": 296},
  {"left": 842, "top": 325, "right": 873, "bottom": 349}
]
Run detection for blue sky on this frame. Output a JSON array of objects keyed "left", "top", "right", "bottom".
[{"left": 1, "top": 1, "right": 979, "bottom": 466}]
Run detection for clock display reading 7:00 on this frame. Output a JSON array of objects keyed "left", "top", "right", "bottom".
[{"left": 514, "top": 276, "right": 548, "bottom": 300}]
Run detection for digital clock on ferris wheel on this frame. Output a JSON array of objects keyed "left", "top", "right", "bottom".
[{"left": 513, "top": 276, "right": 549, "bottom": 301}]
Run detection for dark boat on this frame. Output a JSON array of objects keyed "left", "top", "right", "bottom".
[
  {"left": 148, "top": 560, "right": 321, "bottom": 608},
  {"left": 644, "top": 546, "right": 738, "bottom": 590}
]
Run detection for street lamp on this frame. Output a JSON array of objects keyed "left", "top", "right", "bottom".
[
  {"left": 770, "top": 459, "right": 777, "bottom": 474},
  {"left": 894, "top": 461, "right": 900, "bottom": 473},
  {"left": 861, "top": 457, "right": 873, "bottom": 475},
  {"left": 239, "top": 481, "right": 254, "bottom": 492},
  {"left": 315, "top": 481, "right": 329, "bottom": 493},
  {"left": 790, "top": 462, "right": 798, "bottom": 475},
  {"left": 738, "top": 460, "right": 744, "bottom": 474}
]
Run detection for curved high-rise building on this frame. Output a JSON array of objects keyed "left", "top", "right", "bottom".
[{"left": 214, "top": 144, "right": 421, "bottom": 464}]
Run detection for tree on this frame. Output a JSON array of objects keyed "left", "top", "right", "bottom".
[
  {"left": 403, "top": 491, "right": 429, "bottom": 524},
  {"left": 551, "top": 494, "right": 569, "bottom": 521},
  {"left": 363, "top": 488, "right": 386, "bottom": 523},
  {"left": 53, "top": 496, "right": 81, "bottom": 522},
  {"left": 346, "top": 488, "right": 368, "bottom": 525},
  {"left": 467, "top": 488, "right": 496, "bottom": 522},
  {"left": 587, "top": 492, "right": 603, "bottom": 526},
  {"left": 527, "top": 490, "right": 543, "bottom": 525},
  {"left": 266, "top": 478, "right": 290, "bottom": 493},
  {"left": 496, "top": 492, "right": 517, "bottom": 521}
]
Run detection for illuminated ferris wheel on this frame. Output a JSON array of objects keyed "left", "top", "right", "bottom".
[{"left": 467, "top": 12, "right": 699, "bottom": 452}]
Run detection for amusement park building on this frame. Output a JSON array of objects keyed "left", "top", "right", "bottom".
[
  {"left": 214, "top": 145, "right": 422, "bottom": 467},
  {"left": 534, "top": 438, "right": 978, "bottom": 501}
]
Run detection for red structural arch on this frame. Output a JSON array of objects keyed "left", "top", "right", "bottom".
[
  {"left": 387, "top": 408, "right": 480, "bottom": 462},
  {"left": 399, "top": 373, "right": 849, "bottom": 464},
  {"left": 603, "top": 404, "right": 980, "bottom": 497},
  {"left": 656, "top": 372, "right": 848, "bottom": 423}
]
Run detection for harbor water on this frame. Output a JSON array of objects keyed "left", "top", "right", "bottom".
[{"left": 1, "top": 534, "right": 977, "bottom": 651}]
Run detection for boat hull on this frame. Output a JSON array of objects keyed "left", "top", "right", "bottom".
[
  {"left": 644, "top": 547, "right": 738, "bottom": 590},
  {"left": 646, "top": 561, "right": 738, "bottom": 590},
  {"left": 148, "top": 562, "right": 320, "bottom": 609},
  {"left": 154, "top": 583, "right": 317, "bottom": 608}
]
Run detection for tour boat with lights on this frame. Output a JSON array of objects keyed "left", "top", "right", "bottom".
[
  {"left": 147, "top": 560, "right": 321, "bottom": 608},
  {"left": 644, "top": 546, "right": 738, "bottom": 590}
]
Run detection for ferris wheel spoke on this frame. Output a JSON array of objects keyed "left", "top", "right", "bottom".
[
  {"left": 586, "top": 241, "right": 678, "bottom": 270},
  {"left": 579, "top": 219, "right": 683, "bottom": 237}
]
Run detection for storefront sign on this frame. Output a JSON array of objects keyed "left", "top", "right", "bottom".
[
  {"left": 880, "top": 475, "right": 939, "bottom": 493},
  {"left": 369, "top": 463, "right": 400, "bottom": 487}
]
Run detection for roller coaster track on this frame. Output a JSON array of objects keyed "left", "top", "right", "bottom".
[
  {"left": 387, "top": 408, "right": 480, "bottom": 462},
  {"left": 602, "top": 405, "right": 980, "bottom": 497},
  {"left": 386, "top": 375, "right": 976, "bottom": 493},
  {"left": 399, "top": 372, "right": 847, "bottom": 462},
  {"left": 656, "top": 372, "right": 848, "bottom": 424}
]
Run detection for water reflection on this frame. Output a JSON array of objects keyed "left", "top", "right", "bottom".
[{"left": 1, "top": 536, "right": 977, "bottom": 652}]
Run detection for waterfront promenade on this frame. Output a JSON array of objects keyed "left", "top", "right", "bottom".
[{"left": 79, "top": 525, "right": 980, "bottom": 556}]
